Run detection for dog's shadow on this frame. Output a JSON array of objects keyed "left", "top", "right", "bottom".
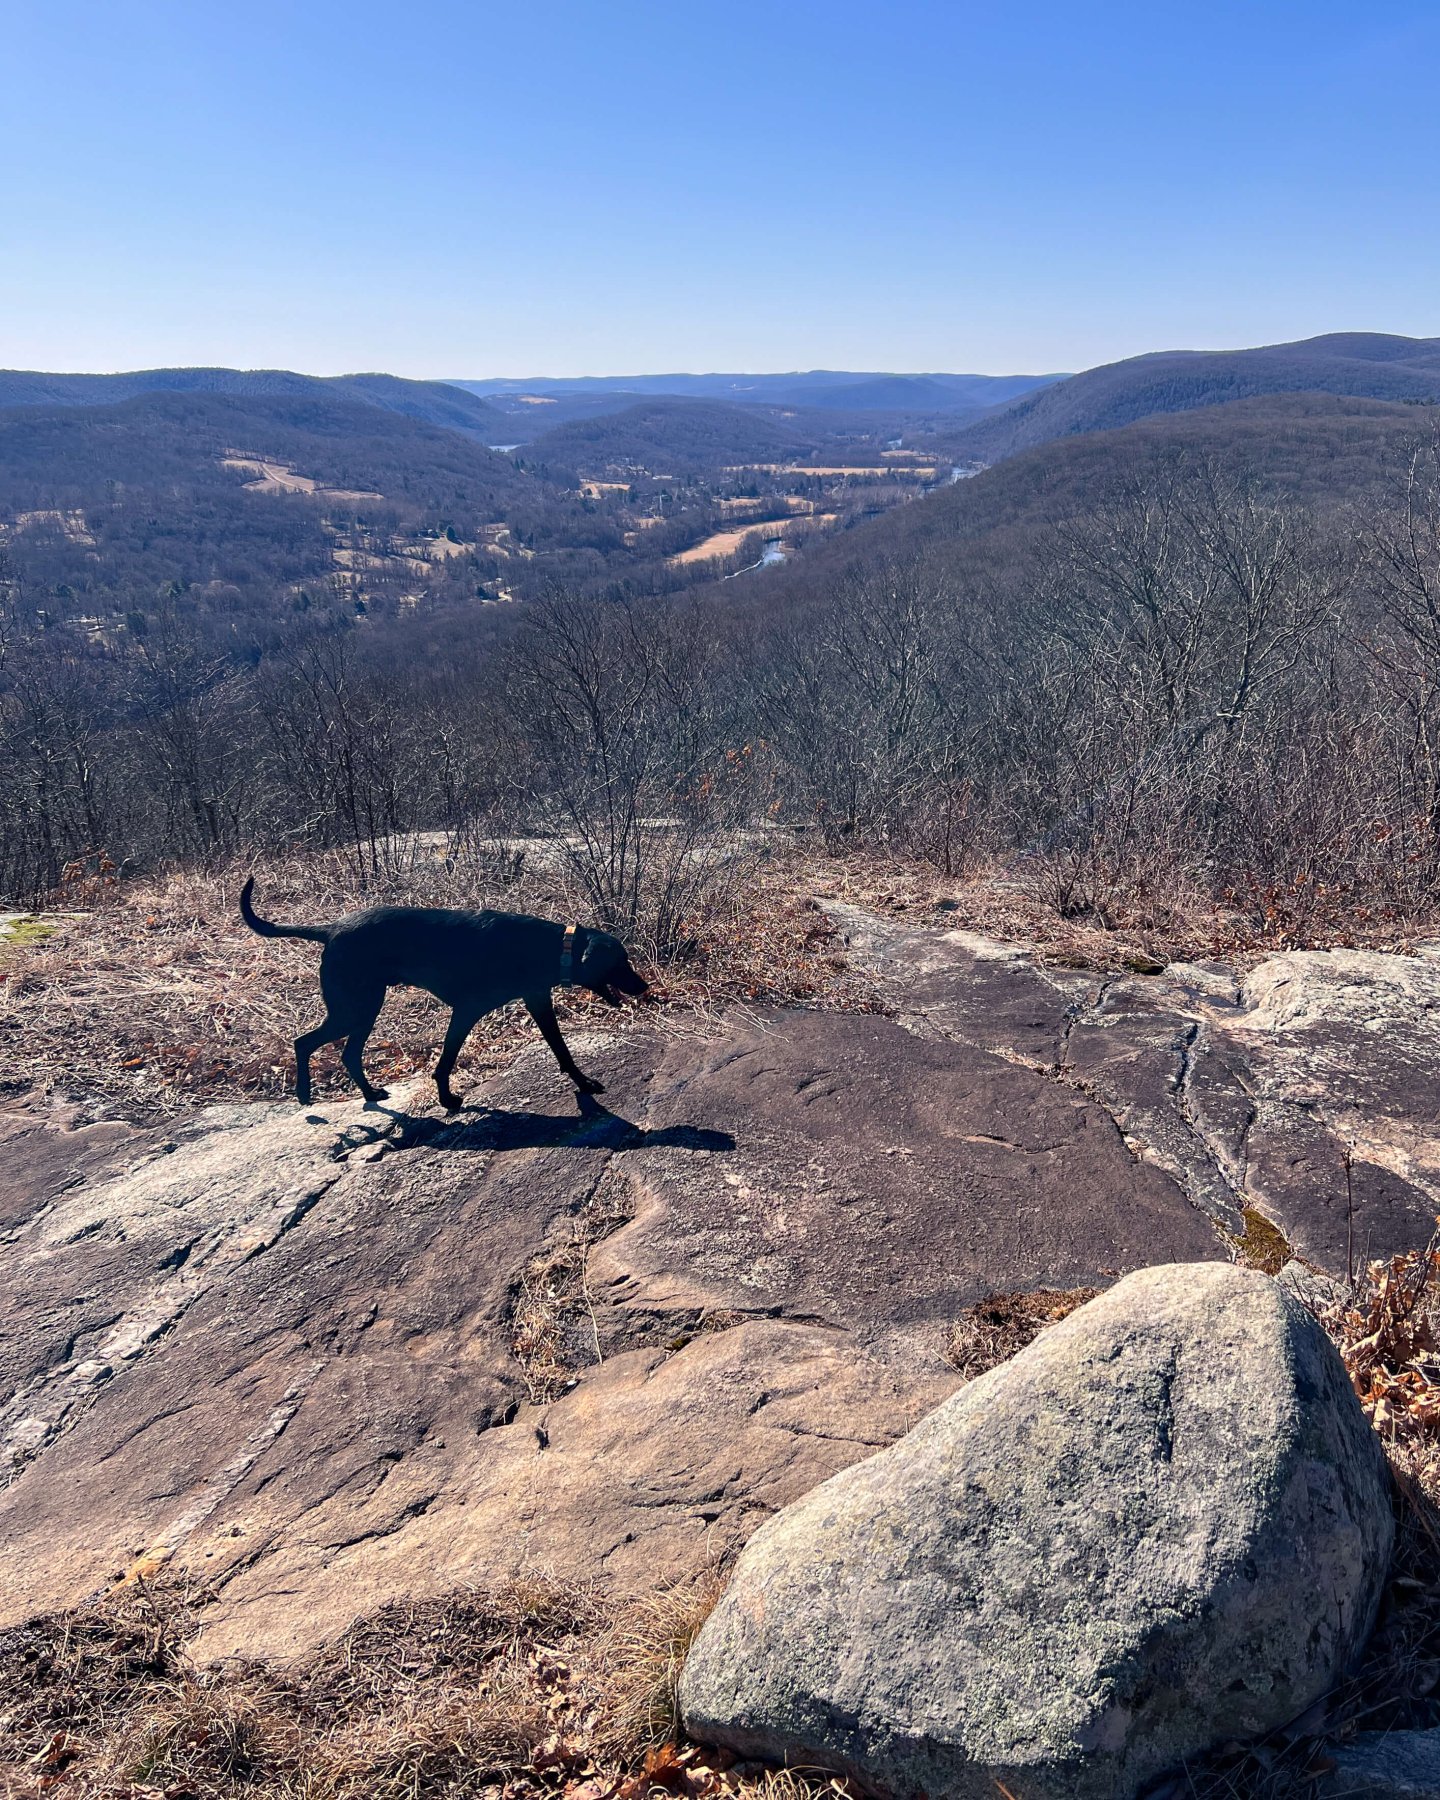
[{"left": 329, "top": 1092, "right": 734, "bottom": 1156}]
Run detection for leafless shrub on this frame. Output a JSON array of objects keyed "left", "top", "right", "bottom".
[
  {"left": 505, "top": 591, "right": 769, "bottom": 958},
  {"left": 755, "top": 561, "right": 987, "bottom": 874}
]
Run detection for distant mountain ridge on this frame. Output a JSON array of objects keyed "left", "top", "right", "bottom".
[
  {"left": 951, "top": 332, "right": 1440, "bottom": 462},
  {"left": 0, "top": 367, "right": 507, "bottom": 437},
  {"left": 447, "top": 369, "right": 1063, "bottom": 415}
]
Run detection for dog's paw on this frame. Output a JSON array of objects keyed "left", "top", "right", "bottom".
[
  {"left": 439, "top": 1090, "right": 463, "bottom": 1113},
  {"left": 576, "top": 1075, "right": 607, "bottom": 1096}
]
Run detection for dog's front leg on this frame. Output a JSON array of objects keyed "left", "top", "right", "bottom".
[
  {"left": 524, "top": 994, "right": 605, "bottom": 1095},
  {"left": 434, "top": 1008, "right": 480, "bottom": 1112}
]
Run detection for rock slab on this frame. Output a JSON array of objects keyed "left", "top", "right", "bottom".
[
  {"left": 679, "top": 1262, "right": 1394, "bottom": 1800},
  {"left": 1319, "top": 1729, "right": 1440, "bottom": 1799}
]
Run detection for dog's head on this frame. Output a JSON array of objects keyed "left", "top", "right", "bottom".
[{"left": 576, "top": 930, "right": 650, "bottom": 1007}]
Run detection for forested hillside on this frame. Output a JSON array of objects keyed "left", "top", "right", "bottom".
[
  {"left": 0, "top": 374, "right": 955, "bottom": 648},
  {"left": 7, "top": 363, "right": 1440, "bottom": 967},
  {"left": 0, "top": 367, "right": 508, "bottom": 436},
  {"left": 0, "top": 388, "right": 599, "bottom": 625},
  {"left": 954, "top": 332, "right": 1440, "bottom": 462},
  {"left": 780, "top": 393, "right": 1435, "bottom": 579}
]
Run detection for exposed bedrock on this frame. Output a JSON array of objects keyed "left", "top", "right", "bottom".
[
  {"left": 829, "top": 906, "right": 1440, "bottom": 1274},
  {"left": 1, "top": 909, "right": 1434, "bottom": 1660}
]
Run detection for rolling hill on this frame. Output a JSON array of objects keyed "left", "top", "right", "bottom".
[
  {"left": 732, "top": 391, "right": 1440, "bottom": 604},
  {"left": 0, "top": 367, "right": 508, "bottom": 438},
  {"left": 951, "top": 332, "right": 1440, "bottom": 463},
  {"left": 516, "top": 398, "right": 815, "bottom": 475},
  {"left": 0, "top": 388, "right": 576, "bottom": 628}
]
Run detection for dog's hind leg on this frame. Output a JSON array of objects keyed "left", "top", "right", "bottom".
[
  {"left": 294, "top": 1019, "right": 342, "bottom": 1106},
  {"left": 434, "top": 1007, "right": 481, "bottom": 1112},
  {"left": 524, "top": 994, "right": 605, "bottom": 1096},
  {"left": 336, "top": 988, "right": 388, "bottom": 1103},
  {"left": 295, "top": 993, "right": 387, "bottom": 1106}
]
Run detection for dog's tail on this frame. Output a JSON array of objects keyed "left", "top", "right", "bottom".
[{"left": 239, "top": 877, "right": 333, "bottom": 944}]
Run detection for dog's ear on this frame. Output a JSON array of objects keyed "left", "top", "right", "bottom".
[{"left": 575, "top": 929, "right": 619, "bottom": 981}]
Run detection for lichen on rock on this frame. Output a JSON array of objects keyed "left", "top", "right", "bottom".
[{"left": 679, "top": 1262, "right": 1395, "bottom": 1800}]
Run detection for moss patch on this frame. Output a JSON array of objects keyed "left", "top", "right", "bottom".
[
  {"left": 1231, "top": 1205, "right": 1293, "bottom": 1276},
  {"left": 0, "top": 915, "right": 56, "bottom": 963}
]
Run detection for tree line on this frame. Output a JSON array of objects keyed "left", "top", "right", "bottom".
[{"left": 6, "top": 435, "right": 1440, "bottom": 954}]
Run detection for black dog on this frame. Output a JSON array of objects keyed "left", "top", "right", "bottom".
[{"left": 240, "top": 879, "right": 648, "bottom": 1111}]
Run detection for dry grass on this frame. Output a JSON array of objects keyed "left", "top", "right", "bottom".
[
  {"left": 512, "top": 1239, "right": 599, "bottom": 1404},
  {"left": 810, "top": 852, "right": 1440, "bottom": 972},
  {"left": 0, "top": 1572, "right": 850, "bottom": 1800},
  {"left": 589, "top": 1574, "right": 728, "bottom": 1759},
  {"left": 510, "top": 1179, "right": 633, "bottom": 1403},
  {"left": 0, "top": 847, "right": 878, "bottom": 1122},
  {"left": 8, "top": 840, "right": 1432, "bottom": 1128},
  {"left": 942, "top": 1287, "right": 1100, "bottom": 1378},
  {"left": 669, "top": 527, "right": 775, "bottom": 567}
]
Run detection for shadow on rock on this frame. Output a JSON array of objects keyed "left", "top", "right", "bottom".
[{"left": 365, "top": 1093, "right": 735, "bottom": 1155}]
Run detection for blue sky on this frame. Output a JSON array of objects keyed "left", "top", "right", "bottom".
[{"left": 5, "top": 0, "right": 1440, "bottom": 378}]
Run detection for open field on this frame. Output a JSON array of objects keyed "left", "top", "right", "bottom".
[
  {"left": 717, "top": 495, "right": 813, "bottom": 515},
  {"left": 3, "top": 507, "right": 95, "bottom": 543},
  {"left": 723, "top": 463, "right": 937, "bottom": 479},
  {"left": 220, "top": 454, "right": 384, "bottom": 502},
  {"left": 415, "top": 532, "right": 475, "bottom": 559},
  {"left": 669, "top": 521, "right": 789, "bottom": 565}
]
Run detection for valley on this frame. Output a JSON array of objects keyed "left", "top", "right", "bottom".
[{"left": 7, "top": 334, "right": 1440, "bottom": 913}]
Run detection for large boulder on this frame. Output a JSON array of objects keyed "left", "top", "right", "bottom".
[{"left": 679, "top": 1263, "right": 1394, "bottom": 1800}]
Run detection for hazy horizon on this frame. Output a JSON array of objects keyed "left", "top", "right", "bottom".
[{"left": 7, "top": 333, "right": 1438, "bottom": 385}]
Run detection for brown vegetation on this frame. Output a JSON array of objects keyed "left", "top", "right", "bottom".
[
  {"left": 0, "top": 1572, "right": 753, "bottom": 1800},
  {"left": 0, "top": 847, "right": 876, "bottom": 1120},
  {"left": 942, "top": 1287, "right": 1100, "bottom": 1377},
  {"left": 13, "top": 418, "right": 1440, "bottom": 973}
]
